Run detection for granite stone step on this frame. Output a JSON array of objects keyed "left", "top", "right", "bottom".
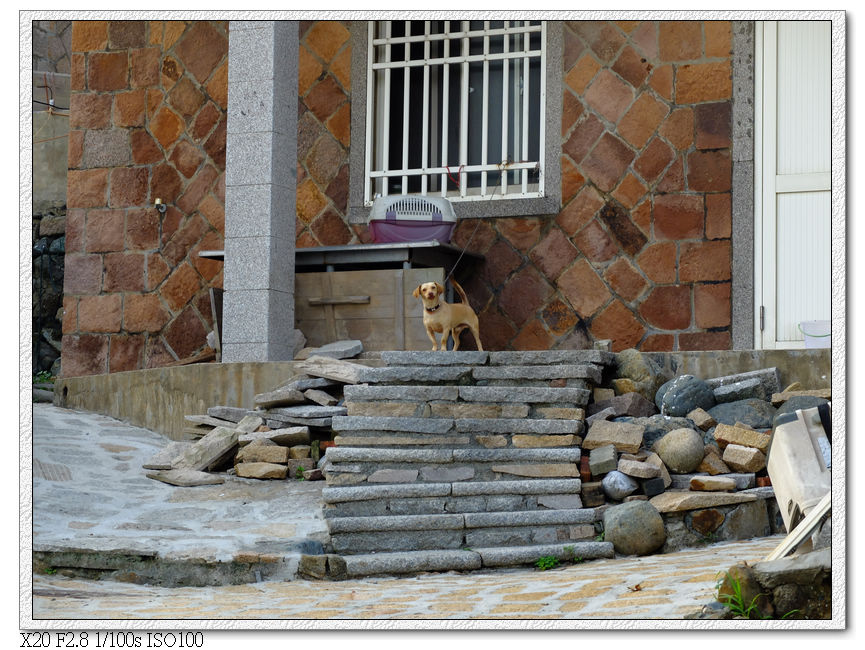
[
  {"left": 471, "top": 364, "right": 603, "bottom": 385},
  {"left": 327, "top": 508, "right": 605, "bottom": 554},
  {"left": 332, "top": 541, "right": 615, "bottom": 577},
  {"left": 321, "top": 479, "right": 585, "bottom": 517},
  {"left": 332, "top": 416, "right": 586, "bottom": 437},
  {"left": 488, "top": 350, "right": 616, "bottom": 366}
]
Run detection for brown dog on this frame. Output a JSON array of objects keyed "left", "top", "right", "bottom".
[{"left": 412, "top": 279, "right": 483, "bottom": 351}]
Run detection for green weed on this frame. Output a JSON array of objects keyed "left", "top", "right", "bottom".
[{"left": 535, "top": 556, "right": 560, "bottom": 571}]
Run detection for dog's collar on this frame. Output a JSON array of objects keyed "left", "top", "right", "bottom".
[{"left": 425, "top": 304, "right": 441, "bottom": 313}]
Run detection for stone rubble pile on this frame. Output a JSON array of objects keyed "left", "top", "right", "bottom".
[{"left": 142, "top": 340, "right": 369, "bottom": 487}]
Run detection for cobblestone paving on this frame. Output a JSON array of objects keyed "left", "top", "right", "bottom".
[{"left": 31, "top": 535, "right": 782, "bottom": 621}]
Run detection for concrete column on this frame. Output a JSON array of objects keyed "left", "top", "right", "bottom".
[{"left": 223, "top": 21, "right": 298, "bottom": 361}]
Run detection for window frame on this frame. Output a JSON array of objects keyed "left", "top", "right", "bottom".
[{"left": 347, "top": 20, "right": 562, "bottom": 224}]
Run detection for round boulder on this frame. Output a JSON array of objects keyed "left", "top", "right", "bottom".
[
  {"left": 654, "top": 427, "right": 705, "bottom": 473},
  {"left": 614, "top": 348, "right": 668, "bottom": 402},
  {"left": 655, "top": 375, "right": 716, "bottom": 417},
  {"left": 603, "top": 500, "right": 666, "bottom": 555},
  {"left": 601, "top": 470, "right": 638, "bottom": 500}
]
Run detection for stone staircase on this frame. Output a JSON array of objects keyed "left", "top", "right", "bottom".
[{"left": 316, "top": 350, "right": 621, "bottom": 578}]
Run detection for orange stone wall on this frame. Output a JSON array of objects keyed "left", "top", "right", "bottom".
[
  {"left": 62, "top": 20, "right": 227, "bottom": 376},
  {"left": 295, "top": 20, "right": 734, "bottom": 352}
]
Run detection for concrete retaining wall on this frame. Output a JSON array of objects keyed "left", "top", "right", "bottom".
[{"left": 53, "top": 349, "right": 830, "bottom": 440}]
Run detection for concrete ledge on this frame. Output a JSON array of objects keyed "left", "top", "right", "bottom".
[{"left": 381, "top": 351, "right": 489, "bottom": 366}]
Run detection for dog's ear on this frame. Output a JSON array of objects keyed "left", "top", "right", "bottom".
[
  {"left": 412, "top": 285, "right": 421, "bottom": 299},
  {"left": 435, "top": 282, "right": 445, "bottom": 296}
]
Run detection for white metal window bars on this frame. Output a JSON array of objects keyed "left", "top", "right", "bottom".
[{"left": 364, "top": 20, "right": 546, "bottom": 206}]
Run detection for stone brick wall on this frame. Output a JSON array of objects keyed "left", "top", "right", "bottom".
[
  {"left": 62, "top": 21, "right": 227, "bottom": 376},
  {"left": 296, "top": 19, "right": 734, "bottom": 353}
]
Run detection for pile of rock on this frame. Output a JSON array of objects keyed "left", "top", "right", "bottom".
[
  {"left": 580, "top": 349, "right": 830, "bottom": 555},
  {"left": 143, "top": 341, "right": 370, "bottom": 487}
]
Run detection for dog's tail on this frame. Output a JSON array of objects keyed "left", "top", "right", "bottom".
[{"left": 450, "top": 278, "right": 469, "bottom": 304}]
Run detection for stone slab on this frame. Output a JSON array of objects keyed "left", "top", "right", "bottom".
[
  {"left": 472, "top": 364, "right": 602, "bottom": 383},
  {"left": 235, "top": 414, "right": 264, "bottom": 433},
  {"left": 713, "top": 377, "right": 765, "bottom": 403},
  {"left": 358, "top": 366, "right": 474, "bottom": 384},
  {"left": 235, "top": 462, "right": 288, "bottom": 480},
  {"left": 459, "top": 386, "right": 590, "bottom": 404},
  {"left": 253, "top": 387, "right": 306, "bottom": 409},
  {"left": 669, "top": 472, "right": 755, "bottom": 491},
  {"left": 206, "top": 406, "right": 248, "bottom": 423},
  {"left": 380, "top": 351, "right": 489, "bottom": 366},
  {"left": 451, "top": 479, "right": 583, "bottom": 496},
  {"left": 511, "top": 434, "right": 580, "bottom": 448},
  {"left": 464, "top": 509, "right": 598, "bottom": 528},
  {"left": 689, "top": 476, "right": 737, "bottom": 491},
  {"left": 145, "top": 468, "right": 225, "bottom": 487},
  {"left": 771, "top": 389, "right": 831, "bottom": 407},
  {"left": 582, "top": 419, "right": 645, "bottom": 453},
  {"left": 488, "top": 350, "right": 615, "bottom": 366},
  {"left": 491, "top": 463, "right": 579, "bottom": 478},
  {"left": 343, "top": 550, "right": 482, "bottom": 576},
  {"left": 303, "top": 389, "right": 339, "bottom": 406},
  {"left": 322, "top": 483, "right": 451, "bottom": 503},
  {"left": 235, "top": 444, "right": 289, "bottom": 464},
  {"left": 705, "top": 367, "right": 781, "bottom": 396},
  {"left": 172, "top": 427, "right": 238, "bottom": 471},
  {"left": 419, "top": 465, "right": 475, "bottom": 482},
  {"left": 722, "top": 443, "right": 767, "bottom": 472},
  {"left": 307, "top": 340, "right": 363, "bottom": 359},
  {"left": 687, "top": 407, "right": 717, "bottom": 431},
  {"left": 752, "top": 547, "right": 831, "bottom": 588},
  {"left": 537, "top": 494, "right": 584, "bottom": 510},
  {"left": 327, "top": 513, "right": 465, "bottom": 533},
  {"left": 477, "top": 542, "right": 615, "bottom": 566},
  {"left": 265, "top": 405, "right": 347, "bottom": 419},
  {"left": 333, "top": 435, "right": 471, "bottom": 447},
  {"left": 366, "top": 469, "right": 419, "bottom": 483},
  {"left": 588, "top": 444, "right": 618, "bottom": 476},
  {"left": 618, "top": 457, "right": 661, "bottom": 479},
  {"left": 343, "top": 385, "right": 459, "bottom": 402},
  {"left": 455, "top": 418, "right": 584, "bottom": 434},
  {"left": 294, "top": 356, "right": 367, "bottom": 384},
  {"left": 714, "top": 423, "right": 771, "bottom": 452},
  {"left": 326, "top": 448, "right": 454, "bottom": 463},
  {"left": 452, "top": 448, "right": 581, "bottom": 463},
  {"left": 649, "top": 490, "right": 757, "bottom": 513},
  {"left": 332, "top": 416, "right": 455, "bottom": 434},
  {"left": 184, "top": 414, "right": 236, "bottom": 428}
]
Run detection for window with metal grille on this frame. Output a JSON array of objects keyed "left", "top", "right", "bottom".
[{"left": 363, "top": 20, "right": 546, "bottom": 206}]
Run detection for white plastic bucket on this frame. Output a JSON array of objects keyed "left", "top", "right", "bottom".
[{"left": 798, "top": 320, "right": 831, "bottom": 349}]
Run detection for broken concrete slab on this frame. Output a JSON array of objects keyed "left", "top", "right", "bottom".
[
  {"left": 303, "top": 389, "right": 339, "bottom": 406},
  {"left": 307, "top": 340, "right": 363, "bottom": 360},
  {"left": 235, "top": 414, "right": 265, "bottom": 433},
  {"left": 206, "top": 406, "right": 248, "bottom": 423},
  {"left": 145, "top": 468, "right": 225, "bottom": 487},
  {"left": 184, "top": 414, "right": 236, "bottom": 428}
]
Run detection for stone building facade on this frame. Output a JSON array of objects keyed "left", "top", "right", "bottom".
[{"left": 61, "top": 19, "right": 738, "bottom": 376}]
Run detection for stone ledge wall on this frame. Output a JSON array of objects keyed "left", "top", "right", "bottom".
[
  {"left": 297, "top": 19, "right": 735, "bottom": 353},
  {"left": 62, "top": 21, "right": 228, "bottom": 376}
]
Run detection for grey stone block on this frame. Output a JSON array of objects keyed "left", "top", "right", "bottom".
[
  {"left": 381, "top": 351, "right": 489, "bottom": 366},
  {"left": 308, "top": 340, "right": 363, "bottom": 359},
  {"left": 322, "top": 483, "right": 451, "bottom": 503},
  {"left": 445, "top": 496, "right": 488, "bottom": 513},
  {"left": 537, "top": 494, "right": 584, "bottom": 510},
  {"left": 332, "top": 530, "right": 464, "bottom": 554},
  {"left": 326, "top": 448, "right": 454, "bottom": 464},
  {"left": 465, "top": 528, "right": 535, "bottom": 548},
  {"left": 586, "top": 407, "right": 617, "bottom": 426},
  {"left": 472, "top": 364, "right": 602, "bottom": 383},
  {"left": 358, "top": 366, "right": 474, "bottom": 383},
  {"left": 332, "top": 416, "right": 455, "bottom": 434},
  {"left": 343, "top": 550, "right": 482, "bottom": 576},
  {"left": 266, "top": 405, "right": 347, "bottom": 419},
  {"left": 206, "top": 406, "right": 249, "bottom": 423},
  {"left": 487, "top": 495, "right": 527, "bottom": 511},
  {"left": 464, "top": 509, "right": 597, "bottom": 528},
  {"left": 452, "top": 479, "right": 582, "bottom": 496},
  {"left": 713, "top": 377, "right": 766, "bottom": 403},
  {"left": 327, "top": 513, "right": 465, "bottom": 534},
  {"left": 324, "top": 501, "right": 389, "bottom": 518},
  {"left": 588, "top": 444, "right": 618, "bottom": 476},
  {"left": 343, "top": 385, "right": 459, "bottom": 402},
  {"left": 453, "top": 448, "right": 581, "bottom": 463},
  {"left": 388, "top": 498, "right": 449, "bottom": 515},
  {"left": 265, "top": 417, "right": 332, "bottom": 429},
  {"left": 456, "top": 418, "right": 584, "bottom": 434},
  {"left": 419, "top": 465, "right": 475, "bottom": 482},
  {"left": 477, "top": 542, "right": 615, "bottom": 566},
  {"left": 367, "top": 469, "right": 418, "bottom": 483},
  {"left": 489, "top": 350, "right": 615, "bottom": 366},
  {"left": 705, "top": 368, "right": 781, "bottom": 396},
  {"left": 752, "top": 547, "right": 831, "bottom": 589},
  {"left": 459, "top": 386, "right": 590, "bottom": 404}
]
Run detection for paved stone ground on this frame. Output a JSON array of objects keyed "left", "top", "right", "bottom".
[{"left": 31, "top": 535, "right": 782, "bottom": 621}]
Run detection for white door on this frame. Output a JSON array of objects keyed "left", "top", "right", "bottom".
[{"left": 755, "top": 20, "right": 832, "bottom": 349}]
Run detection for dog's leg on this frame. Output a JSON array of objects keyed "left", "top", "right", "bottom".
[
  {"left": 425, "top": 328, "right": 439, "bottom": 351},
  {"left": 440, "top": 328, "right": 452, "bottom": 351},
  {"left": 470, "top": 326, "right": 483, "bottom": 352}
]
